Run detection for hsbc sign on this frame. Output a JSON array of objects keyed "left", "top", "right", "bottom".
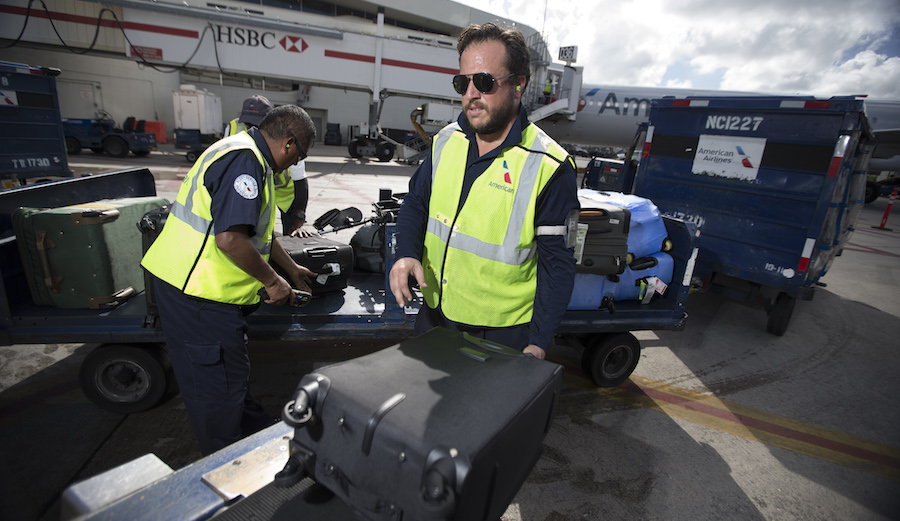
[{"left": 213, "top": 24, "right": 307, "bottom": 53}]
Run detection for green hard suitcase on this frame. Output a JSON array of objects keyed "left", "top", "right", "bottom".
[{"left": 13, "top": 196, "right": 169, "bottom": 309}]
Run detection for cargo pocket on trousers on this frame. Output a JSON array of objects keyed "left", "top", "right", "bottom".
[{"left": 185, "top": 342, "right": 227, "bottom": 402}]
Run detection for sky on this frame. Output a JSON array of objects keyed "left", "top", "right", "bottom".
[{"left": 454, "top": 0, "right": 900, "bottom": 99}]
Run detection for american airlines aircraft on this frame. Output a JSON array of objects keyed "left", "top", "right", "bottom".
[{"left": 529, "top": 83, "right": 900, "bottom": 172}]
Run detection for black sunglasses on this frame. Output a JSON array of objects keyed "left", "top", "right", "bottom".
[
  {"left": 452, "top": 72, "right": 516, "bottom": 94},
  {"left": 288, "top": 130, "right": 308, "bottom": 161}
]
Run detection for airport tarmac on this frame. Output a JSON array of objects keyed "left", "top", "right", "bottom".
[{"left": 1, "top": 144, "right": 898, "bottom": 521}]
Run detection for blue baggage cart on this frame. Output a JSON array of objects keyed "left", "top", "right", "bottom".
[
  {"left": 0, "top": 169, "right": 699, "bottom": 413},
  {"left": 633, "top": 96, "right": 874, "bottom": 335},
  {"left": 0, "top": 61, "right": 72, "bottom": 187}
]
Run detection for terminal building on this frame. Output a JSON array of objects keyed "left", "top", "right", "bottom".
[{"left": 0, "top": 0, "right": 547, "bottom": 147}]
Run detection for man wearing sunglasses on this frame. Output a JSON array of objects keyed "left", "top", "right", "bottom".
[
  {"left": 226, "top": 95, "right": 312, "bottom": 238},
  {"left": 390, "top": 23, "right": 579, "bottom": 360},
  {"left": 142, "top": 105, "right": 317, "bottom": 455}
]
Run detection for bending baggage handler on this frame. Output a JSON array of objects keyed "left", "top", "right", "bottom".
[
  {"left": 142, "top": 105, "right": 317, "bottom": 455},
  {"left": 389, "top": 23, "right": 579, "bottom": 360},
  {"left": 227, "top": 94, "right": 312, "bottom": 237}
]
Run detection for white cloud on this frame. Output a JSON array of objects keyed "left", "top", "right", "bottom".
[{"left": 455, "top": 0, "right": 900, "bottom": 98}]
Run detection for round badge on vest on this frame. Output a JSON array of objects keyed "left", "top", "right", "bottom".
[{"left": 234, "top": 173, "right": 259, "bottom": 199}]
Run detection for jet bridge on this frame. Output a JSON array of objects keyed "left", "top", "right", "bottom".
[{"left": 525, "top": 35, "right": 584, "bottom": 124}]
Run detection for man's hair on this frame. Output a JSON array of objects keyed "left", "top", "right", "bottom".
[
  {"left": 259, "top": 105, "right": 317, "bottom": 145},
  {"left": 457, "top": 23, "right": 531, "bottom": 87}
]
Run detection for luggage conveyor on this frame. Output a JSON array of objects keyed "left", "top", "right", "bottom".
[{"left": 0, "top": 170, "right": 698, "bottom": 414}]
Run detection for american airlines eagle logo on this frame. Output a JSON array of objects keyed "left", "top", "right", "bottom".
[
  {"left": 503, "top": 160, "right": 513, "bottom": 184},
  {"left": 280, "top": 35, "right": 308, "bottom": 53}
]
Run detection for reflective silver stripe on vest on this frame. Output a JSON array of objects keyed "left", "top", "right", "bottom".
[
  {"left": 428, "top": 126, "right": 550, "bottom": 266},
  {"left": 170, "top": 137, "right": 274, "bottom": 255},
  {"left": 431, "top": 123, "right": 461, "bottom": 184}
]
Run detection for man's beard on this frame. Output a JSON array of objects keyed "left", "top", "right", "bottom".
[{"left": 465, "top": 96, "right": 517, "bottom": 136}]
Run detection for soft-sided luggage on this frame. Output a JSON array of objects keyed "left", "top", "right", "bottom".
[
  {"left": 281, "top": 327, "right": 563, "bottom": 521},
  {"left": 574, "top": 202, "right": 631, "bottom": 275},
  {"left": 278, "top": 235, "right": 353, "bottom": 295},
  {"left": 577, "top": 189, "right": 669, "bottom": 258},
  {"left": 350, "top": 222, "right": 386, "bottom": 273},
  {"left": 137, "top": 205, "right": 170, "bottom": 317},
  {"left": 568, "top": 251, "right": 674, "bottom": 310},
  {"left": 14, "top": 196, "right": 170, "bottom": 309}
]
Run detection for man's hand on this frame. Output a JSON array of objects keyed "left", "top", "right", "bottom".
[
  {"left": 523, "top": 345, "right": 546, "bottom": 360},
  {"left": 262, "top": 274, "right": 294, "bottom": 305},
  {"left": 271, "top": 237, "right": 313, "bottom": 294},
  {"left": 389, "top": 257, "right": 427, "bottom": 307},
  {"left": 288, "top": 217, "right": 315, "bottom": 238},
  {"left": 288, "top": 264, "right": 314, "bottom": 293}
]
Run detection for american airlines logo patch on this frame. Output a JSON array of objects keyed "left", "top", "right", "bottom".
[{"left": 488, "top": 161, "right": 514, "bottom": 193}]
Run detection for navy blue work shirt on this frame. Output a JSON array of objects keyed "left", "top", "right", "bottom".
[
  {"left": 204, "top": 127, "right": 275, "bottom": 237},
  {"left": 395, "top": 104, "right": 578, "bottom": 350}
]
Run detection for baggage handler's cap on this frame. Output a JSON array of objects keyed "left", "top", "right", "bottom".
[{"left": 239, "top": 95, "right": 273, "bottom": 126}]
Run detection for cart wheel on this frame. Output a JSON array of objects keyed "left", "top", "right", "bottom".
[
  {"left": 103, "top": 136, "right": 129, "bottom": 158},
  {"left": 581, "top": 333, "right": 641, "bottom": 387},
  {"left": 376, "top": 142, "right": 395, "bottom": 162},
  {"left": 766, "top": 292, "right": 795, "bottom": 337},
  {"left": 864, "top": 182, "right": 879, "bottom": 204},
  {"left": 186, "top": 150, "right": 200, "bottom": 162},
  {"left": 348, "top": 141, "right": 361, "bottom": 158},
  {"left": 65, "top": 137, "right": 82, "bottom": 155},
  {"left": 79, "top": 344, "right": 169, "bottom": 414}
]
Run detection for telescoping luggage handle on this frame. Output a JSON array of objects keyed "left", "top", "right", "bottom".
[{"left": 458, "top": 332, "right": 535, "bottom": 362}]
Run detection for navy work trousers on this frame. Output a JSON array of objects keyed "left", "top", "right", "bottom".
[{"left": 152, "top": 276, "right": 273, "bottom": 455}]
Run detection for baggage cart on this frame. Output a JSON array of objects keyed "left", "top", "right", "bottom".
[
  {"left": 0, "top": 170, "right": 697, "bottom": 414},
  {"left": 632, "top": 96, "right": 874, "bottom": 335},
  {"left": 0, "top": 61, "right": 72, "bottom": 188}
]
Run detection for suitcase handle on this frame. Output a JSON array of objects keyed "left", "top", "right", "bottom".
[
  {"left": 461, "top": 332, "right": 528, "bottom": 357},
  {"left": 36, "top": 230, "right": 63, "bottom": 293},
  {"left": 89, "top": 286, "right": 136, "bottom": 309},
  {"left": 73, "top": 208, "right": 120, "bottom": 226},
  {"left": 580, "top": 209, "right": 609, "bottom": 218},
  {"left": 307, "top": 246, "right": 338, "bottom": 258}
]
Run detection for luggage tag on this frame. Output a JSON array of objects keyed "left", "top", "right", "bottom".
[
  {"left": 316, "top": 262, "right": 341, "bottom": 285},
  {"left": 638, "top": 276, "right": 668, "bottom": 304}
]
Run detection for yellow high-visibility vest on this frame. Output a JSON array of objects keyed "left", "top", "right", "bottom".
[
  {"left": 421, "top": 123, "right": 570, "bottom": 326},
  {"left": 142, "top": 133, "right": 275, "bottom": 305}
]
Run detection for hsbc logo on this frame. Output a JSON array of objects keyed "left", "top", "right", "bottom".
[
  {"left": 214, "top": 25, "right": 307, "bottom": 53},
  {"left": 280, "top": 35, "right": 308, "bottom": 53}
]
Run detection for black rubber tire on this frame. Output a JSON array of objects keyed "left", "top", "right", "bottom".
[
  {"left": 376, "top": 142, "right": 395, "bottom": 162},
  {"left": 864, "top": 183, "right": 880, "bottom": 204},
  {"left": 65, "top": 137, "right": 82, "bottom": 155},
  {"left": 103, "top": 136, "right": 129, "bottom": 158},
  {"left": 186, "top": 150, "right": 200, "bottom": 162},
  {"left": 766, "top": 292, "right": 795, "bottom": 337},
  {"left": 79, "top": 344, "right": 168, "bottom": 414},
  {"left": 132, "top": 150, "right": 150, "bottom": 157},
  {"left": 581, "top": 333, "right": 641, "bottom": 387},
  {"left": 348, "top": 140, "right": 362, "bottom": 158}
]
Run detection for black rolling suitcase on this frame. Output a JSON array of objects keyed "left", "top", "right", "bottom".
[
  {"left": 574, "top": 202, "right": 631, "bottom": 275},
  {"left": 280, "top": 327, "right": 563, "bottom": 521},
  {"left": 278, "top": 235, "right": 353, "bottom": 295}
]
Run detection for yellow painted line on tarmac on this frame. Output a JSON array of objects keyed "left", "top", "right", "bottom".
[{"left": 567, "top": 371, "right": 900, "bottom": 481}]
